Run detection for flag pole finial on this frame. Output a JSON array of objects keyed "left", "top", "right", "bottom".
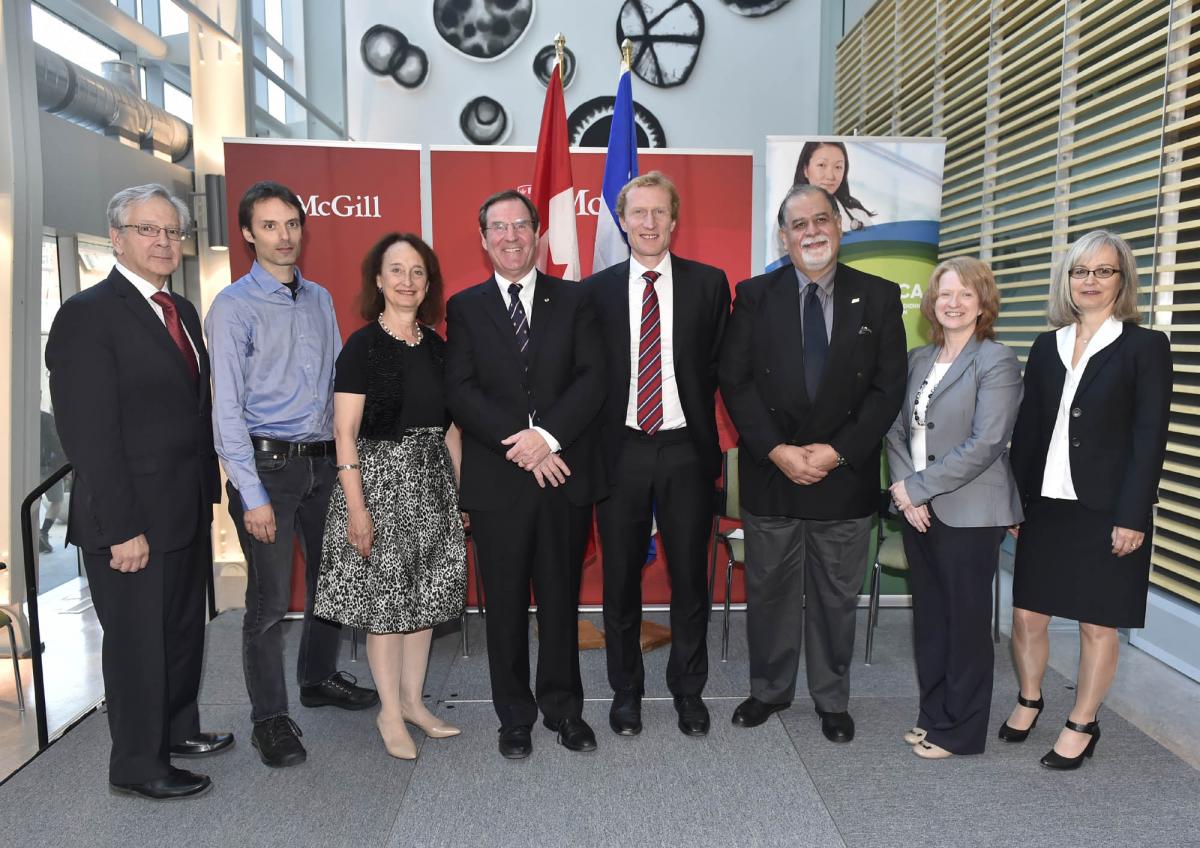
[
  {"left": 621, "top": 38, "right": 632, "bottom": 69},
  {"left": 554, "top": 32, "right": 566, "bottom": 67}
]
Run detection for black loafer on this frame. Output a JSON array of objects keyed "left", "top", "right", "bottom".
[
  {"left": 609, "top": 692, "right": 642, "bottom": 737},
  {"left": 674, "top": 695, "right": 710, "bottom": 736},
  {"left": 817, "top": 709, "right": 855, "bottom": 743},
  {"left": 110, "top": 767, "right": 211, "bottom": 801},
  {"left": 299, "top": 671, "right": 379, "bottom": 710},
  {"left": 731, "top": 697, "right": 788, "bottom": 728},
  {"left": 498, "top": 725, "right": 532, "bottom": 759},
  {"left": 251, "top": 716, "right": 307, "bottom": 768},
  {"left": 170, "top": 731, "right": 235, "bottom": 758},
  {"left": 544, "top": 716, "right": 597, "bottom": 752}
]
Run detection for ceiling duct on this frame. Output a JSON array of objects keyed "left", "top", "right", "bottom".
[{"left": 34, "top": 44, "right": 191, "bottom": 163}]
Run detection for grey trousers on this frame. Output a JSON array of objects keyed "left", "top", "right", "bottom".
[{"left": 742, "top": 509, "right": 872, "bottom": 711}]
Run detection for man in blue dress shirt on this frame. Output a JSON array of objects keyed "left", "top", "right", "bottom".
[{"left": 205, "top": 181, "right": 377, "bottom": 769}]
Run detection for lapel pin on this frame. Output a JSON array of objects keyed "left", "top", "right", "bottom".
[
  {"left": 851, "top": 297, "right": 861, "bottom": 304},
  {"left": 543, "top": 297, "right": 550, "bottom": 302}
]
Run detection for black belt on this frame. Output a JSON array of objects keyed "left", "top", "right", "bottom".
[
  {"left": 623, "top": 426, "right": 691, "bottom": 444},
  {"left": 251, "top": 437, "right": 336, "bottom": 457}
]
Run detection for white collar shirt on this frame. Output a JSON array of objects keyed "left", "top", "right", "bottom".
[
  {"left": 626, "top": 254, "right": 686, "bottom": 431},
  {"left": 116, "top": 262, "right": 198, "bottom": 357},
  {"left": 1041, "top": 316, "right": 1124, "bottom": 499}
]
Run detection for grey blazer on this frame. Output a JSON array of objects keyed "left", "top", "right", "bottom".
[{"left": 885, "top": 337, "right": 1024, "bottom": 528}]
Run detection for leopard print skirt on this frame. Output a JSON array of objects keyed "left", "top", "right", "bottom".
[{"left": 314, "top": 429, "right": 466, "bottom": 634}]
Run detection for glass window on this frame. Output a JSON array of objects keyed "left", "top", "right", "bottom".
[
  {"left": 163, "top": 82, "right": 192, "bottom": 123},
  {"left": 159, "top": 0, "right": 189, "bottom": 36},
  {"left": 77, "top": 239, "right": 114, "bottom": 290},
  {"left": 32, "top": 4, "right": 120, "bottom": 75},
  {"left": 265, "top": 0, "right": 284, "bottom": 42}
]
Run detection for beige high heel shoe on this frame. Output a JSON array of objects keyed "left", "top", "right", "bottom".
[
  {"left": 376, "top": 715, "right": 417, "bottom": 759},
  {"left": 913, "top": 740, "right": 953, "bottom": 759},
  {"left": 403, "top": 705, "right": 461, "bottom": 738},
  {"left": 903, "top": 727, "right": 927, "bottom": 745}
]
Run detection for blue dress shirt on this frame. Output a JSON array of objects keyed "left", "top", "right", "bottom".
[{"left": 205, "top": 261, "right": 341, "bottom": 510}]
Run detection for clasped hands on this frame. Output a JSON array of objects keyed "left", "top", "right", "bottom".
[
  {"left": 768, "top": 442, "right": 840, "bottom": 486},
  {"left": 502, "top": 428, "right": 570, "bottom": 488},
  {"left": 888, "top": 479, "right": 930, "bottom": 533}
]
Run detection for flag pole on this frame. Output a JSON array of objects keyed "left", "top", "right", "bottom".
[{"left": 554, "top": 32, "right": 566, "bottom": 89}]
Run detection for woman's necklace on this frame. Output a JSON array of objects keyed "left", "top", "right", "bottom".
[
  {"left": 913, "top": 348, "right": 955, "bottom": 427},
  {"left": 378, "top": 316, "right": 422, "bottom": 347}
]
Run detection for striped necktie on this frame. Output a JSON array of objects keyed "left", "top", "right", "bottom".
[
  {"left": 507, "top": 283, "right": 537, "bottom": 421},
  {"left": 636, "top": 270, "right": 663, "bottom": 434}
]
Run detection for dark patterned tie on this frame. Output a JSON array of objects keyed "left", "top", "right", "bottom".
[
  {"left": 803, "top": 282, "right": 828, "bottom": 401},
  {"left": 507, "top": 283, "right": 537, "bottom": 421},
  {"left": 150, "top": 291, "right": 199, "bottom": 384},
  {"left": 636, "top": 270, "right": 663, "bottom": 434}
]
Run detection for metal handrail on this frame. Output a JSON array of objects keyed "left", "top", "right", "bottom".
[{"left": 19, "top": 462, "right": 72, "bottom": 751}]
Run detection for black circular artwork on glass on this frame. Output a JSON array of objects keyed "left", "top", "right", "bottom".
[
  {"left": 393, "top": 45, "right": 430, "bottom": 89},
  {"left": 361, "top": 25, "right": 409, "bottom": 76},
  {"left": 616, "top": 0, "right": 705, "bottom": 88},
  {"left": 460, "top": 96, "right": 509, "bottom": 145},
  {"left": 567, "top": 96, "right": 667, "bottom": 149},
  {"left": 434, "top": 0, "right": 535, "bottom": 61},
  {"left": 718, "top": 0, "right": 791, "bottom": 16},
  {"left": 532, "top": 44, "right": 576, "bottom": 88}
]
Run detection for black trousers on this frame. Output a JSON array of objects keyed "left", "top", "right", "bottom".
[
  {"left": 470, "top": 489, "right": 590, "bottom": 729},
  {"left": 227, "top": 454, "right": 341, "bottom": 723},
  {"left": 596, "top": 428, "right": 711, "bottom": 697},
  {"left": 901, "top": 514, "right": 1005, "bottom": 754},
  {"left": 83, "top": 532, "right": 207, "bottom": 784}
]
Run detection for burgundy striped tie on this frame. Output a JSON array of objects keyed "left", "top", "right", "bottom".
[{"left": 636, "top": 270, "right": 663, "bottom": 434}]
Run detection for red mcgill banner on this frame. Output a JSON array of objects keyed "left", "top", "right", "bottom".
[
  {"left": 431, "top": 147, "right": 753, "bottom": 607},
  {"left": 222, "top": 139, "right": 423, "bottom": 341}
]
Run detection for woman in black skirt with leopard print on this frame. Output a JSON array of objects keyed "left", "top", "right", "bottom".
[{"left": 315, "top": 232, "right": 467, "bottom": 760}]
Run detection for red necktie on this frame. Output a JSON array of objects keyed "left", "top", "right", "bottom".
[
  {"left": 150, "top": 291, "right": 199, "bottom": 384},
  {"left": 636, "top": 270, "right": 663, "bottom": 434}
]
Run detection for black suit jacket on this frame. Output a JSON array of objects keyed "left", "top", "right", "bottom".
[
  {"left": 585, "top": 254, "right": 730, "bottom": 481},
  {"left": 718, "top": 261, "right": 906, "bottom": 519},
  {"left": 46, "top": 268, "right": 220, "bottom": 552},
  {"left": 445, "top": 271, "right": 606, "bottom": 510},
  {"left": 1009, "top": 323, "right": 1171, "bottom": 531}
]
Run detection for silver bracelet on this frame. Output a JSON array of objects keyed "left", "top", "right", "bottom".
[{"left": 335, "top": 463, "right": 360, "bottom": 471}]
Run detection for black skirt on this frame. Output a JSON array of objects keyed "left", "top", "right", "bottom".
[{"left": 1012, "top": 497, "right": 1152, "bottom": 628}]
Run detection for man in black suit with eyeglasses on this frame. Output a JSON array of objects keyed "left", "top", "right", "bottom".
[
  {"left": 47, "top": 184, "right": 229, "bottom": 800},
  {"left": 445, "top": 189, "right": 606, "bottom": 759}
]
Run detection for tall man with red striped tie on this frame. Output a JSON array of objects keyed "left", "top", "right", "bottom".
[{"left": 585, "top": 172, "right": 730, "bottom": 737}]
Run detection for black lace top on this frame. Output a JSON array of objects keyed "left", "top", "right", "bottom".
[{"left": 334, "top": 321, "right": 449, "bottom": 439}]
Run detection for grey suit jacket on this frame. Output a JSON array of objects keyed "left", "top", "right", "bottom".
[{"left": 885, "top": 337, "right": 1024, "bottom": 528}]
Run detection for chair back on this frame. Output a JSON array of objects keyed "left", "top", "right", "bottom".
[{"left": 723, "top": 447, "right": 741, "bottom": 520}]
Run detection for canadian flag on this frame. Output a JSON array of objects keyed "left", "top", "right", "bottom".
[{"left": 530, "top": 60, "right": 580, "bottom": 281}]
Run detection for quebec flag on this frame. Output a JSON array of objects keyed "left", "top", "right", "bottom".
[{"left": 592, "top": 65, "right": 638, "bottom": 273}]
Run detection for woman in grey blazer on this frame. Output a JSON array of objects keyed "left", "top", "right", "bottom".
[{"left": 886, "top": 257, "right": 1023, "bottom": 759}]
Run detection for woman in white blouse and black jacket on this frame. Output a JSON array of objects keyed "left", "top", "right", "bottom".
[
  {"left": 886, "top": 257, "right": 1023, "bottom": 760},
  {"left": 1002, "top": 230, "right": 1172, "bottom": 770}
]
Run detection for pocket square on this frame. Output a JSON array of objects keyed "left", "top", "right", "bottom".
[{"left": 858, "top": 325, "right": 873, "bottom": 335}]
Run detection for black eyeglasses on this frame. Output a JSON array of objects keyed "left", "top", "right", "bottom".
[
  {"left": 118, "top": 223, "right": 187, "bottom": 241},
  {"left": 1068, "top": 266, "right": 1119, "bottom": 280}
]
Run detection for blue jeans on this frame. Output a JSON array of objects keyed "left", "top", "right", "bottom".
[{"left": 227, "top": 453, "right": 341, "bottom": 723}]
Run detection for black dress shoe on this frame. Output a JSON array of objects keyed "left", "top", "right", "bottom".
[
  {"left": 1040, "top": 719, "right": 1100, "bottom": 770},
  {"left": 817, "top": 709, "right": 855, "bottom": 743},
  {"left": 251, "top": 716, "right": 306, "bottom": 768},
  {"left": 544, "top": 716, "right": 598, "bottom": 752},
  {"left": 299, "top": 671, "right": 379, "bottom": 710},
  {"left": 498, "top": 725, "right": 532, "bottom": 759},
  {"left": 110, "top": 767, "right": 211, "bottom": 801},
  {"left": 674, "top": 695, "right": 710, "bottom": 736},
  {"left": 609, "top": 692, "right": 642, "bottom": 736},
  {"left": 731, "top": 697, "right": 788, "bottom": 728},
  {"left": 170, "top": 731, "right": 235, "bottom": 758}
]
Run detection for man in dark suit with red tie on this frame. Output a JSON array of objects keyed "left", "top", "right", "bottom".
[
  {"left": 445, "top": 189, "right": 606, "bottom": 760},
  {"left": 46, "top": 184, "right": 229, "bottom": 800},
  {"left": 719, "top": 184, "right": 906, "bottom": 743},
  {"left": 584, "top": 172, "right": 730, "bottom": 737}
]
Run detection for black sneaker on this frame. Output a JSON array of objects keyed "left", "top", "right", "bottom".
[
  {"left": 39, "top": 531, "right": 52, "bottom": 553},
  {"left": 251, "top": 716, "right": 306, "bottom": 768},
  {"left": 299, "top": 671, "right": 379, "bottom": 710}
]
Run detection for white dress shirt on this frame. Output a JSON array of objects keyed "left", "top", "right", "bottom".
[
  {"left": 909, "top": 361, "right": 951, "bottom": 472},
  {"left": 1041, "top": 316, "right": 1124, "bottom": 500},
  {"left": 495, "top": 268, "right": 560, "bottom": 451},
  {"left": 625, "top": 254, "right": 687, "bottom": 431},
  {"left": 116, "top": 262, "right": 199, "bottom": 358}
]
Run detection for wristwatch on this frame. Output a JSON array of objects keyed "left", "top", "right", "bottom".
[{"left": 835, "top": 451, "right": 848, "bottom": 468}]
